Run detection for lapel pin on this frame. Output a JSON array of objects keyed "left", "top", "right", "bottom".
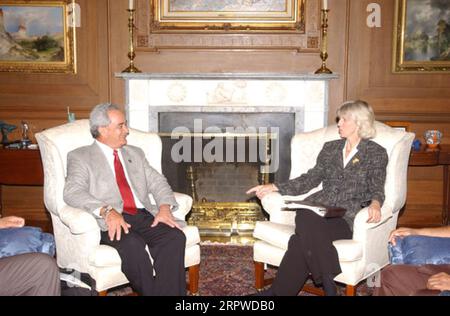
[{"left": 352, "top": 157, "right": 359, "bottom": 164}]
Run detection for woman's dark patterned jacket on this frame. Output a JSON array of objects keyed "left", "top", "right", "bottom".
[{"left": 275, "top": 138, "right": 388, "bottom": 229}]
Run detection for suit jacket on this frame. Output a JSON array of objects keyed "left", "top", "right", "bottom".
[
  {"left": 63, "top": 142, "right": 178, "bottom": 231},
  {"left": 276, "top": 138, "right": 388, "bottom": 229}
]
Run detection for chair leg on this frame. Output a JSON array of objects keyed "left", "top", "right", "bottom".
[
  {"left": 98, "top": 290, "right": 108, "bottom": 296},
  {"left": 302, "top": 284, "right": 325, "bottom": 296},
  {"left": 188, "top": 264, "right": 200, "bottom": 295},
  {"left": 254, "top": 261, "right": 265, "bottom": 290},
  {"left": 345, "top": 285, "right": 356, "bottom": 296}
]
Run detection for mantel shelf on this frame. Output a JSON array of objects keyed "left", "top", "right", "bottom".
[
  {"left": 116, "top": 72, "right": 339, "bottom": 81},
  {"left": 118, "top": 72, "right": 334, "bottom": 134}
]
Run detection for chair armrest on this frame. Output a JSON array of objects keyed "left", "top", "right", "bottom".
[
  {"left": 172, "top": 192, "right": 193, "bottom": 221},
  {"left": 350, "top": 205, "right": 396, "bottom": 270},
  {"left": 59, "top": 205, "right": 100, "bottom": 235},
  {"left": 353, "top": 205, "right": 393, "bottom": 232},
  {"left": 333, "top": 239, "right": 363, "bottom": 262},
  {"left": 352, "top": 205, "right": 394, "bottom": 254},
  {"left": 261, "top": 192, "right": 284, "bottom": 215},
  {"left": 261, "top": 192, "right": 296, "bottom": 225}
]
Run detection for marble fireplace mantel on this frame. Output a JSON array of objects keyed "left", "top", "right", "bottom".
[{"left": 116, "top": 72, "right": 338, "bottom": 133}]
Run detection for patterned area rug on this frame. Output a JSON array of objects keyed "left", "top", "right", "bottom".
[
  {"left": 109, "top": 243, "right": 374, "bottom": 296},
  {"left": 198, "top": 243, "right": 275, "bottom": 296},
  {"left": 197, "top": 243, "right": 373, "bottom": 296}
]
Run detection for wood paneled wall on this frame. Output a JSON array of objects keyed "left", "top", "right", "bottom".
[
  {"left": 0, "top": 0, "right": 110, "bottom": 140},
  {"left": 345, "top": 0, "right": 450, "bottom": 227},
  {"left": 0, "top": 0, "right": 111, "bottom": 229},
  {"left": 0, "top": 0, "right": 448, "bottom": 230}
]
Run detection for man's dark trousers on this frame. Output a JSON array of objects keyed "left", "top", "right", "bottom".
[{"left": 101, "top": 209, "right": 186, "bottom": 296}]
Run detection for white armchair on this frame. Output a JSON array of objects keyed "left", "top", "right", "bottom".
[
  {"left": 253, "top": 121, "right": 414, "bottom": 295},
  {"left": 36, "top": 119, "right": 201, "bottom": 295}
]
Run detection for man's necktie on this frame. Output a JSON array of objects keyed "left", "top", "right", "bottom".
[{"left": 113, "top": 150, "right": 137, "bottom": 215}]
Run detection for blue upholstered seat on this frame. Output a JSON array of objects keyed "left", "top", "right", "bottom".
[
  {"left": 389, "top": 235, "right": 450, "bottom": 265},
  {"left": 0, "top": 226, "right": 55, "bottom": 259}
]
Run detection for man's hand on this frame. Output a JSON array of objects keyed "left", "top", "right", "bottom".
[
  {"left": 389, "top": 227, "right": 419, "bottom": 246},
  {"left": 104, "top": 209, "right": 131, "bottom": 241},
  {"left": 0, "top": 216, "right": 25, "bottom": 229},
  {"left": 367, "top": 200, "right": 381, "bottom": 223},
  {"left": 246, "top": 184, "right": 278, "bottom": 200},
  {"left": 151, "top": 204, "right": 181, "bottom": 230},
  {"left": 427, "top": 273, "right": 450, "bottom": 291}
]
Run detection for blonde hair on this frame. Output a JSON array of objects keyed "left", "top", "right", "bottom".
[{"left": 336, "top": 100, "right": 376, "bottom": 139}]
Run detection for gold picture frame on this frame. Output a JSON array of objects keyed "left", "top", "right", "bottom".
[
  {"left": 151, "top": 0, "right": 306, "bottom": 32},
  {"left": 392, "top": 0, "right": 450, "bottom": 73},
  {"left": 0, "top": 0, "right": 76, "bottom": 73}
]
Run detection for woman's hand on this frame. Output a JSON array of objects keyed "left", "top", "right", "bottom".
[
  {"left": 366, "top": 200, "right": 381, "bottom": 224},
  {"left": 389, "top": 227, "right": 419, "bottom": 246},
  {"left": 246, "top": 184, "right": 278, "bottom": 200}
]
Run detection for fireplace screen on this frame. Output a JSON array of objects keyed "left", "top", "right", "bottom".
[
  {"left": 187, "top": 162, "right": 267, "bottom": 236},
  {"left": 161, "top": 131, "right": 277, "bottom": 236}
]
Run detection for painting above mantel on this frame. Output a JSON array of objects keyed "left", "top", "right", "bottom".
[
  {"left": 135, "top": 0, "right": 322, "bottom": 51},
  {"left": 152, "top": 0, "right": 305, "bottom": 32}
]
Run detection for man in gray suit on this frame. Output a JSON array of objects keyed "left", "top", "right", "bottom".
[{"left": 63, "top": 103, "right": 186, "bottom": 296}]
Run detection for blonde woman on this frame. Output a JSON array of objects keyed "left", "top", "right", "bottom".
[{"left": 247, "top": 100, "right": 388, "bottom": 296}]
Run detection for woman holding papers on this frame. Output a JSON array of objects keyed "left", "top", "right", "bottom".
[{"left": 247, "top": 100, "right": 388, "bottom": 296}]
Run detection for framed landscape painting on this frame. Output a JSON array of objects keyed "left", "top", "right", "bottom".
[
  {"left": 393, "top": 0, "right": 450, "bottom": 73},
  {"left": 152, "top": 0, "right": 306, "bottom": 32},
  {"left": 0, "top": 1, "right": 76, "bottom": 73}
]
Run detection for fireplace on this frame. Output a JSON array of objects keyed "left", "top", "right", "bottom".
[
  {"left": 159, "top": 124, "right": 279, "bottom": 236},
  {"left": 117, "top": 72, "right": 338, "bottom": 235},
  {"left": 158, "top": 112, "right": 289, "bottom": 235}
]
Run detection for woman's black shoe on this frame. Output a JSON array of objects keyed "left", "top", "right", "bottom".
[{"left": 249, "top": 287, "right": 275, "bottom": 296}]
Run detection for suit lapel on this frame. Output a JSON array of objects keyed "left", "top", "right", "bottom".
[
  {"left": 120, "top": 147, "right": 144, "bottom": 201},
  {"left": 120, "top": 147, "right": 136, "bottom": 175},
  {"left": 335, "top": 139, "right": 346, "bottom": 170},
  {"left": 344, "top": 139, "right": 368, "bottom": 170},
  {"left": 91, "top": 142, "right": 121, "bottom": 197}
]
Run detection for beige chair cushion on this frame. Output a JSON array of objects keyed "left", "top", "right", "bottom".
[
  {"left": 88, "top": 225, "right": 200, "bottom": 268},
  {"left": 253, "top": 221, "right": 295, "bottom": 250},
  {"left": 332, "top": 239, "right": 363, "bottom": 262}
]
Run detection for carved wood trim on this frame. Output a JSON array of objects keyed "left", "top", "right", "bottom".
[{"left": 135, "top": 0, "right": 321, "bottom": 51}]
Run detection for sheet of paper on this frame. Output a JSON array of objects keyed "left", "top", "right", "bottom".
[{"left": 283, "top": 202, "right": 326, "bottom": 217}]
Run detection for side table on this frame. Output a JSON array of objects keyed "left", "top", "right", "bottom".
[
  {"left": 409, "top": 145, "right": 450, "bottom": 225},
  {"left": 0, "top": 148, "right": 47, "bottom": 229}
]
